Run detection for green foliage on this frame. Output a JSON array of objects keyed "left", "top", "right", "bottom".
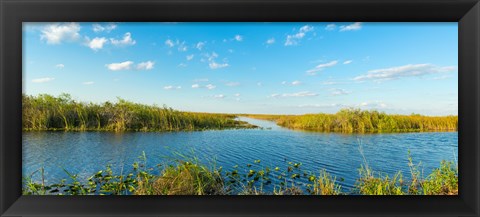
[
  {"left": 22, "top": 154, "right": 458, "bottom": 196},
  {"left": 247, "top": 108, "right": 457, "bottom": 133},
  {"left": 421, "top": 161, "right": 458, "bottom": 195},
  {"left": 23, "top": 94, "right": 256, "bottom": 132}
]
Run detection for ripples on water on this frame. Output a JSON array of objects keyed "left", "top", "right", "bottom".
[{"left": 23, "top": 117, "right": 458, "bottom": 192}]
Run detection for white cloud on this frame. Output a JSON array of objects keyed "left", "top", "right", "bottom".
[
  {"left": 285, "top": 25, "right": 314, "bottom": 46},
  {"left": 92, "top": 23, "right": 117, "bottom": 33},
  {"left": 186, "top": 54, "right": 194, "bottom": 61},
  {"left": 105, "top": 61, "right": 134, "bottom": 71},
  {"left": 209, "top": 61, "right": 229, "bottom": 69},
  {"left": 85, "top": 37, "right": 108, "bottom": 51},
  {"left": 325, "top": 24, "right": 336, "bottom": 31},
  {"left": 358, "top": 101, "right": 387, "bottom": 108},
  {"left": 110, "top": 32, "right": 136, "bottom": 46},
  {"left": 307, "top": 60, "right": 338, "bottom": 75},
  {"left": 343, "top": 60, "right": 353, "bottom": 64},
  {"left": 270, "top": 91, "right": 318, "bottom": 98},
  {"left": 177, "top": 41, "right": 188, "bottom": 52},
  {"left": 234, "top": 35, "right": 243, "bottom": 41},
  {"left": 234, "top": 93, "right": 241, "bottom": 97},
  {"left": 178, "top": 63, "right": 187, "bottom": 68},
  {"left": 55, "top": 64, "right": 65, "bottom": 69},
  {"left": 225, "top": 82, "right": 240, "bottom": 87},
  {"left": 291, "top": 80, "right": 302, "bottom": 86},
  {"left": 339, "top": 22, "right": 362, "bottom": 32},
  {"left": 82, "top": 81, "right": 94, "bottom": 85},
  {"left": 354, "top": 64, "right": 457, "bottom": 82},
  {"left": 136, "top": 61, "right": 154, "bottom": 70},
  {"left": 41, "top": 22, "right": 81, "bottom": 44},
  {"left": 206, "top": 84, "right": 216, "bottom": 90},
  {"left": 214, "top": 94, "right": 225, "bottom": 99},
  {"left": 196, "top": 42, "right": 205, "bottom": 50},
  {"left": 165, "top": 39, "right": 175, "bottom": 47},
  {"left": 32, "top": 77, "right": 55, "bottom": 83},
  {"left": 204, "top": 52, "right": 229, "bottom": 69},
  {"left": 330, "top": 88, "right": 351, "bottom": 96},
  {"left": 164, "top": 85, "right": 181, "bottom": 90},
  {"left": 266, "top": 38, "right": 275, "bottom": 44},
  {"left": 282, "top": 80, "right": 302, "bottom": 86},
  {"left": 192, "top": 84, "right": 200, "bottom": 88}
]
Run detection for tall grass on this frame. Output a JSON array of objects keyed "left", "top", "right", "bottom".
[
  {"left": 23, "top": 94, "right": 255, "bottom": 132},
  {"left": 247, "top": 108, "right": 457, "bottom": 133}
]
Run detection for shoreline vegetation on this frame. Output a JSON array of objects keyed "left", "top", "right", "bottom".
[
  {"left": 23, "top": 94, "right": 257, "bottom": 132},
  {"left": 23, "top": 152, "right": 458, "bottom": 195},
  {"left": 243, "top": 110, "right": 457, "bottom": 133},
  {"left": 23, "top": 94, "right": 457, "bottom": 133}
]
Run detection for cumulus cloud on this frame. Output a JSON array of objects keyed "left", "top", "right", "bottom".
[
  {"left": 92, "top": 23, "right": 117, "bottom": 33},
  {"left": 209, "top": 62, "right": 229, "bottom": 69},
  {"left": 165, "top": 39, "right": 175, "bottom": 48},
  {"left": 234, "top": 35, "right": 243, "bottom": 41},
  {"left": 192, "top": 83, "right": 216, "bottom": 90},
  {"left": 234, "top": 93, "right": 241, "bottom": 97},
  {"left": 339, "top": 22, "right": 362, "bottom": 32},
  {"left": 82, "top": 81, "right": 94, "bottom": 85},
  {"left": 186, "top": 54, "right": 194, "bottom": 61},
  {"left": 306, "top": 60, "right": 338, "bottom": 75},
  {"left": 343, "top": 60, "right": 353, "bottom": 64},
  {"left": 85, "top": 37, "right": 108, "bottom": 51},
  {"left": 136, "top": 61, "right": 155, "bottom": 70},
  {"left": 41, "top": 22, "right": 81, "bottom": 44},
  {"left": 206, "top": 52, "right": 229, "bottom": 69},
  {"left": 285, "top": 25, "right": 314, "bottom": 46},
  {"left": 105, "top": 61, "right": 134, "bottom": 71},
  {"left": 32, "top": 77, "right": 55, "bottom": 83},
  {"left": 55, "top": 64, "right": 65, "bottom": 69},
  {"left": 110, "top": 32, "right": 136, "bottom": 46},
  {"left": 214, "top": 94, "right": 225, "bottom": 99},
  {"left": 353, "top": 64, "right": 457, "bottom": 82},
  {"left": 266, "top": 38, "right": 275, "bottom": 44},
  {"left": 205, "top": 84, "right": 216, "bottom": 90},
  {"left": 177, "top": 41, "right": 188, "bottom": 52},
  {"left": 330, "top": 88, "right": 351, "bottom": 96},
  {"left": 164, "top": 85, "right": 181, "bottom": 90},
  {"left": 325, "top": 24, "right": 336, "bottom": 31},
  {"left": 196, "top": 42, "right": 205, "bottom": 50},
  {"left": 270, "top": 91, "right": 318, "bottom": 98},
  {"left": 282, "top": 80, "right": 302, "bottom": 86}
]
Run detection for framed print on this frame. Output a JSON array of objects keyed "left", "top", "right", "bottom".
[{"left": 1, "top": 0, "right": 479, "bottom": 216}]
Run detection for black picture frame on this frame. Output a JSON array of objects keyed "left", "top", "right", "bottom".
[{"left": 1, "top": 0, "right": 479, "bottom": 216}]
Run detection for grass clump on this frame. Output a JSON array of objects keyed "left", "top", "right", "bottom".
[
  {"left": 23, "top": 94, "right": 256, "bottom": 132},
  {"left": 246, "top": 108, "right": 457, "bottom": 133},
  {"left": 421, "top": 161, "right": 458, "bottom": 195}
]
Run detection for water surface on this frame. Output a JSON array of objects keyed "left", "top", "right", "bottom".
[{"left": 23, "top": 117, "right": 458, "bottom": 192}]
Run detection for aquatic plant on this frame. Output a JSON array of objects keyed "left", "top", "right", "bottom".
[
  {"left": 22, "top": 153, "right": 458, "bottom": 196},
  {"left": 22, "top": 94, "right": 256, "bottom": 132},
  {"left": 246, "top": 108, "right": 457, "bottom": 133}
]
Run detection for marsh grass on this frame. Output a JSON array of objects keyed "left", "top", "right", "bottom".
[
  {"left": 246, "top": 108, "right": 457, "bottom": 133},
  {"left": 23, "top": 94, "right": 256, "bottom": 132}
]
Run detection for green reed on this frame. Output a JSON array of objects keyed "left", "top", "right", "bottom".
[{"left": 23, "top": 94, "right": 256, "bottom": 132}]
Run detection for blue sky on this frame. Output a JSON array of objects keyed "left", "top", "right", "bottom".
[{"left": 23, "top": 22, "right": 458, "bottom": 115}]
